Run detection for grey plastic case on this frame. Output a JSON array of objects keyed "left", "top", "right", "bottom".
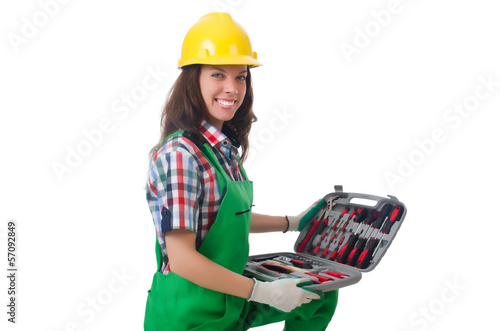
[{"left": 244, "top": 186, "right": 407, "bottom": 292}]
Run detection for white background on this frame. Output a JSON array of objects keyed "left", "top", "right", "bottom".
[{"left": 1, "top": 0, "right": 499, "bottom": 330}]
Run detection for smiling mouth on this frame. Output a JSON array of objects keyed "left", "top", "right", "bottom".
[{"left": 215, "top": 98, "right": 237, "bottom": 106}]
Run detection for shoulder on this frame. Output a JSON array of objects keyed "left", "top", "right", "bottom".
[{"left": 151, "top": 133, "right": 206, "bottom": 168}]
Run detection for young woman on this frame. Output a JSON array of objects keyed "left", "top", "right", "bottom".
[{"left": 144, "top": 12, "right": 338, "bottom": 330}]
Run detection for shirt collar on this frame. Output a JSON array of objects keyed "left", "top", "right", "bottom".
[{"left": 198, "top": 120, "right": 241, "bottom": 148}]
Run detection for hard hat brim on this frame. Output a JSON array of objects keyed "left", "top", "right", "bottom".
[{"left": 178, "top": 55, "right": 262, "bottom": 69}]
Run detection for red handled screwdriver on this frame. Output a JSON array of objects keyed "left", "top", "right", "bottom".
[
  {"left": 355, "top": 237, "right": 379, "bottom": 269},
  {"left": 354, "top": 204, "right": 393, "bottom": 269},
  {"left": 297, "top": 219, "right": 320, "bottom": 252},
  {"left": 319, "top": 207, "right": 350, "bottom": 256},
  {"left": 311, "top": 207, "right": 348, "bottom": 256},
  {"left": 307, "top": 218, "right": 329, "bottom": 253},
  {"left": 339, "top": 209, "right": 357, "bottom": 233},
  {"left": 381, "top": 205, "right": 403, "bottom": 235},
  {"left": 333, "top": 208, "right": 350, "bottom": 228},
  {"left": 323, "top": 270, "right": 350, "bottom": 279},
  {"left": 346, "top": 209, "right": 378, "bottom": 266},
  {"left": 356, "top": 204, "right": 402, "bottom": 269},
  {"left": 313, "top": 227, "right": 331, "bottom": 255},
  {"left": 336, "top": 208, "right": 369, "bottom": 263},
  {"left": 371, "top": 205, "right": 404, "bottom": 258},
  {"left": 362, "top": 204, "right": 392, "bottom": 239},
  {"left": 329, "top": 235, "right": 345, "bottom": 260},
  {"left": 327, "top": 209, "right": 357, "bottom": 260}
]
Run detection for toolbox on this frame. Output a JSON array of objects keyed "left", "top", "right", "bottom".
[{"left": 243, "top": 185, "right": 407, "bottom": 292}]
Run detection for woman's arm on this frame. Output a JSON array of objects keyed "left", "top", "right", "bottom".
[
  {"left": 250, "top": 213, "right": 288, "bottom": 233},
  {"left": 164, "top": 229, "right": 254, "bottom": 299}
]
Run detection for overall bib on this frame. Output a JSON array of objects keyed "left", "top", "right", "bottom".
[{"left": 144, "top": 132, "right": 338, "bottom": 331}]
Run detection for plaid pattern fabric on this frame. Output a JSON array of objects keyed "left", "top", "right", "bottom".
[{"left": 146, "top": 120, "right": 245, "bottom": 274}]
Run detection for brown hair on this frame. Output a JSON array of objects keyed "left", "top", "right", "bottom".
[{"left": 149, "top": 64, "right": 257, "bottom": 162}]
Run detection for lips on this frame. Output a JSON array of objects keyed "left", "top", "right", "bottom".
[{"left": 215, "top": 98, "right": 237, "bottom": 106}]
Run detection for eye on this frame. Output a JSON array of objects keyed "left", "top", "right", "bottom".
[
  {"left": 211, "top": 73, "right": 223, "bottom": 78},
  {"left": 237, "top": 75, "right": 247, "bottom": 81}
]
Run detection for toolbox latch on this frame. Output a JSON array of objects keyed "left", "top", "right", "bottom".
[
  {"left": 387, "top": 194, "right": 399, "bottom": 201},
  {"left": 334, "top": 185, "right": 343, "bottom": 193}
]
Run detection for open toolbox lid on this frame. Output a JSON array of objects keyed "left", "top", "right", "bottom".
[
  {"left": 293, "top": 186, "right": 407, "bottom": 274},
  {"left": 245, "top": 185, "right": 407, "bottom": 292}
]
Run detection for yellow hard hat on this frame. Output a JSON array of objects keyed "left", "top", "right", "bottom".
[{"left": 178, "top": 12, "right": 262, "bottom": 68}]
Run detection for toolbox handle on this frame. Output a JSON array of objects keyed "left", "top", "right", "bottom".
[
  {"left": 335, "top": 192, "right": 386, "bottom": 207},
  {"left": 348, "top": 197, "right": 379, "bottom": 207}
]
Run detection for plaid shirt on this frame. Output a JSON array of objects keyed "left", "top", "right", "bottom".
[{"left": 146, "top": 120, "right": 245, "bottom": 274}]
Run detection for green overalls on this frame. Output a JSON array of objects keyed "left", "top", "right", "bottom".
[{"left": 144, "top": 132, "right": 338, "bottom": 331}]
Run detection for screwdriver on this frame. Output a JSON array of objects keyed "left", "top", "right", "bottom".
[
  {"left": 362, "top": 204, "right": 393, "bottom": 239},
  {"left": 336, "top": 208, "right": 369, "bottom": 263},
  {"left": 356, "top": 204, "right": 402, "bottom": 269},
  {"left": 306, "top": 218, "right": 329, "bottom": 253},
  {"left": 381, "top": 205, "right": 403, "bottom": 235},
  {"left": 337, "top": 208, "right": 368, "bottom": 263},
  {"left": 323, "top": 270, "right": 350, "bottom": 279},
  {"left": 332, "top": 207, "right": 350, "bottom": 231},
  {"left": 355, "top": 237, "right": 379, "bottom": 269},
  {"left": 346, "top": 207, "right": 366, "bottom": 233},
  {"left": 297, "top": 203, "right": 331, "bottom": 253},
  {"left": 313, "top": 233, "right": 328, "bottom": 255},
  {"left": 297, "top": 219, "right": 319, "bottom": 253},
  {"left": 319, "top": 207, "right": 350, "bottom": 256},
  {"left": 339, "top": 209, "right": 357, "bottom": 233},
  {"left": 321, "top": 232, "right": 338, "bottom": 257},
  {"left": 329, "top": 235, "right": 345, "bottom": 260},
  {"left": 327, "top": 209, "right": 359, "bottom": 260},
  {"left": 312, "top": 206, "right": 348, "bottom": 255},
  {"left": 371, "top": 205, "right": 404, "bottom": 258},
  {"left": 354, "top": 204, "right": 393, "bottom": 269},
  {"left": 346, "top": 209, "right": 378, "bottom": 266}
]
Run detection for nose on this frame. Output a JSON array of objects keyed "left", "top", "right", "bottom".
[{"left": 224, "top": 79, "right": 238, "bottom": 94}]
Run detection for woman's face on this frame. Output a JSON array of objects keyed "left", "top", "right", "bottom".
[{"left": 199, "top": 64, "right": 247, "bottom": 130}]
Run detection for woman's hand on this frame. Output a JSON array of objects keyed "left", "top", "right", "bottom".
[
  {"left": 285, "top": 199, "right": 322, "bottom": 232},
  {"left": 248, "top": 278, "right": 321, "bottom": 312}
]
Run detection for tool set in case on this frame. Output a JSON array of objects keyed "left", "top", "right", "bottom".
[{"left": 243, "top": 185, "right": 407, "bottom": 292}]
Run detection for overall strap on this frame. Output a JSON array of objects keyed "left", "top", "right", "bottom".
[
  {"left": 182, "top": 131, "right": 232, "bottom": 184},
  {"left": 155, "top": 237, "right": 163, "bottom": 272},
  {"left": 235, "top": 155, "right": 250, "bottom": 181}
]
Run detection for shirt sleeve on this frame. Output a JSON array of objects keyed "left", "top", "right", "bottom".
[{"left": 153, "top": 148, "right": 202, "bottom": 234}]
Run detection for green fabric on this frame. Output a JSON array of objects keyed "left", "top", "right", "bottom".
[
  {"left": 238, "top": 290, "right": 338, "bottom": 331},
  {"left": 144, "top": 132, "right": 253, "bottom": 330},
  {"left": 298, "top": 198, "right": 326, "bottom": 231},
  {"left": 144, "top": 131, "right": 338, "bottom": 330}
]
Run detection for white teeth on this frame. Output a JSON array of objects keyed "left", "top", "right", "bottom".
[{"left": 217, "top": 99, "right": 235, "bottom": 106}]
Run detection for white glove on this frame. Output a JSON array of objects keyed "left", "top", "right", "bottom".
[
  {"left": 247, "top": 278, "right": 321, "bottom": 312},
  {"left": 285, "top": 199, "right": 321, "bottom": 232}
]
